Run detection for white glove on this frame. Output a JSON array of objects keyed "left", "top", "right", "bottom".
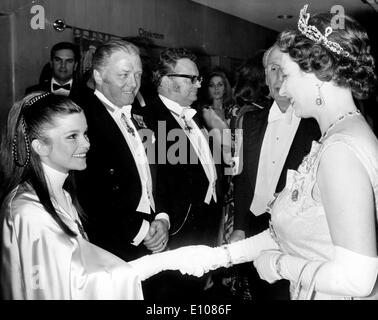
[
  {"left": 129, "top": 245, "right": 229, "bottom": 281},
  {"left": 265, "top": 246, "right": 378, "bottom": 298},
  {"left": 226, "top": 229, "right": 279, "bottom": 265},
  {"left": 253, "top": 250, "right": 282, "bottom": 284},
  {"left": 129, "top": 229, "right": 278, "bottom": 281}
]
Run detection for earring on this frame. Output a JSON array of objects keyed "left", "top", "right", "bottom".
[{"left": 316, "top": 83, "right": 324, "bottom": 106}]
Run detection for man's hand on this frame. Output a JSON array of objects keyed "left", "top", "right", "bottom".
[{"left": 143, "top": 219, "right": 169, "bottom": 253}]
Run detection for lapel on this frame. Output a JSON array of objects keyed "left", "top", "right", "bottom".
[
  {"left": 245, "top": 108, "right": 270, "bottom": 188},
  {"left": 85, "top": 95, "right": 140, "bottom": 175},
  {"left": 275, "top": 117, "right": 320, "bottom": 192},
  {"left": 129, "top": 108, "right": 157, "bottom": 196},
  {"left": 154, "top": 97, "right": 208, "bottom": 176}
]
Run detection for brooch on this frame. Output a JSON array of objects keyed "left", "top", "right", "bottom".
[
  {"left": 181, "top": 116, "right": 192, "bottom": 132},
  {"left": 291, "top": 189, "right": 299, "bottom": 202},
  {"left": 132, "top": 114, "right": 148, "bottom": 129}
]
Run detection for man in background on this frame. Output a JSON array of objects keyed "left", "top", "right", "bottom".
[
  {"left": 229, "top": 44, "right": 320, "bottom": 300},
  {"left": 26, "top": 42, "right": 81, "bottom": 99}
]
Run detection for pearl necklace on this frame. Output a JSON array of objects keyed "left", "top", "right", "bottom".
[{"left": 319, "top": 110, "right": 360, "bottom": 143}]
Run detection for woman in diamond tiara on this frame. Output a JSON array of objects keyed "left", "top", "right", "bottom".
[
  {"left": 130, "top": 6, "right": 378, "bottom": 300},
  {"left": 258, "top": 8, "right": 378, "bottom": 299},
  {"left": 0, "top": 92, "right": 151, "bottom": 299}
]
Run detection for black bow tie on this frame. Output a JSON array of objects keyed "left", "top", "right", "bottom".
[{"left": 53, "top": 83, "right": 71, "bottom": 91}]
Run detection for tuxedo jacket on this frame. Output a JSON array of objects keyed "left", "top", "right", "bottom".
[
  {"left": 75, "top": 92, "right": 157, "bottom": 261},
  {"left": 233, "top": 105, "right": 321, "bottom": 236},
  {"left": 145, "top": 96, "right": 222, "bottom": 248},
  {"left": 25, "top": 77, "right": 83, "bottom": 101}
]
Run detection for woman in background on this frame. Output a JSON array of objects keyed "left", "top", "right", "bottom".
[{"left": 201, "top": 70, "right": 233, "bottom": 123}]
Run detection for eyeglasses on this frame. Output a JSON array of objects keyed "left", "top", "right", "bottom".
[{"left": 166, "top": 74, "right": 203, "bottom": 84}]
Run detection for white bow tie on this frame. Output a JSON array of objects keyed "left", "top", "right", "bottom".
[
  {"left": 180, "top": 107, "right": 197, "bottom": 120},
  {"left": 268, "top": 104, "right": 294, "bottom": 124},
  {"left": 119, "top": 105, "right": 132, "bottom": 119}
]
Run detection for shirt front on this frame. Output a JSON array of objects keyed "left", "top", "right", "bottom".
[
  {"left": 159, "top": 94, "right": 217, "bottom": 204},
  {"left": 94, "top": 90, "right": 169, "bottom": 246},
  {"left": 250, "top": 101, "right": 301, "bottom": 216}
]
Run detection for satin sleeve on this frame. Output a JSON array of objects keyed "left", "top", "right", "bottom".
[{"left": 1, "top": 193, "right": 143, "bottom": 300}]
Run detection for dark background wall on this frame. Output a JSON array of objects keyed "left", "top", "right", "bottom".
[{"left": 0, "top": 0, "right": 277, "bottom": 126}]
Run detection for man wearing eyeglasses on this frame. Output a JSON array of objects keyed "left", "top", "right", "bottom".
[{"left": 144, "top": 48, "right": 222, "bottom": 300}]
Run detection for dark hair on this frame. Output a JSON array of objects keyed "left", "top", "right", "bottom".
[
  {"left": 277, "top": 14, "right": 376, "bottom": 99},
  {"left": 92, "top": 39, "right": 140, "bottom": 73},
  {"left": 233, "top": 51, "right": 270, "bottom": 107},
  {"left": 201, "top": 70, "right": 233, "bottom": 111},
  {"left": 152, "top": 48, "right": 197, "bottom": 88},
  {"left": 0, "top": 92, "right": 85, "bottom": 237},
  {"left": 50, "top": 42, "right": 80, "bottom": 62}
]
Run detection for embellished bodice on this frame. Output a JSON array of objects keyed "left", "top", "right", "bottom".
[
  {"left": 269, "top": 126, "right": 378, "bottom": 299},
  {"left": 272, "top": 130, "right": 378, "bottom": 252},
  {"left": 270, "top": 139, "right": 334, "bottom": 261}
]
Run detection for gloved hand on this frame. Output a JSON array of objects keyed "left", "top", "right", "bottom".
[
  {"left": 253, "top": 250, "right": 282, "bottom": 283},
  {"left": 129, "top": 245, "right": 229, "bottom": 281},
  {"left": 129, "top": 229, "right": 279, "bottom": 281}
]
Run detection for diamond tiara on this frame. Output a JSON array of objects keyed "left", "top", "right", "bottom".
[{"left": 297, "top": 4, "right": 350, "bottom": 57}]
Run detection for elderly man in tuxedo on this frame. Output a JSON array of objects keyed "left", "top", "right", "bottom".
[
  {"left": 144, "top": 48, "right": 223, "bottom": 300},
  {"left": 25, "top": 42, "right": 81, "bottom": 99},
  {"left": 228, "top": 44, "right": 321, "bottom": 300},
  {"left": 76, "top": 40, "right": 169, "bottom": 264}
]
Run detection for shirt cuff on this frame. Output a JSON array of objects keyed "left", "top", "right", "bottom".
[
  {"left": 155, "top": 212, "right": 170, "bottom": 230},
  {"left": 131, "top": 219, "right": 150, "bottom": 246}
]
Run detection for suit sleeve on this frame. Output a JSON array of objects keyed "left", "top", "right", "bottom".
[{"left": 233, "top": 113, "right": 253, "bottom": 231}]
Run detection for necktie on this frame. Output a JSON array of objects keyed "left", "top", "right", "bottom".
[
  {"left": 171, "top": 107, "right": 197, "bottom": 132},
  {"left": 53, "top": 83, "right": 71, "bottom": 91},
  {"left": 120, "top": 106, "right": 135, "bottom": 136}
]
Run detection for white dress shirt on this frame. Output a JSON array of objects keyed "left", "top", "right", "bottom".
[
  {"left": 94, "top": 90, "right": 169, "bottom": 246},
  {"left": 51, "top": 78, "right": 72, "bottom": 96},
  {"left": 250, "top": 101, "right": 300, "bottom": 216},
  {"left": 159, "top": 94, "right": 217, "bottom": 204}
]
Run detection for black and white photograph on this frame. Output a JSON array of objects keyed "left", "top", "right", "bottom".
[{"left": 0, "top": 0, "right": 378, "bottom": 315}]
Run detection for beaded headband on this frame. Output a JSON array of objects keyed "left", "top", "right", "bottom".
[
  {"left": 24, "top": 92, "right": 51, "bottom": 108},
  {"left": 298, "top": 4, "right": 350, "bottom": 58},
  {"left": 12, "top": 92, "right": 51, "bottom": 167}
]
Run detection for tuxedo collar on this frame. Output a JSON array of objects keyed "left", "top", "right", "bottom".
[
  {"left": 52, "top": 78, "right": 72, "bottom": 87},
  {"left": 94, "top": 89, "right": 132, "bottom": 118},
  {"left": 268, "top": 101, "right": 296, "bottom": 124},
  {"left": 158, "top": 94, "right": 197, "bottom": 120}
]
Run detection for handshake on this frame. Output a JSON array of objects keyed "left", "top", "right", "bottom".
[
  {"left": 129, "top": 245, "right": 231, "bottom": 281},
  {"left": 129, "top": 229, "right": 276, "bottom": 281}
]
